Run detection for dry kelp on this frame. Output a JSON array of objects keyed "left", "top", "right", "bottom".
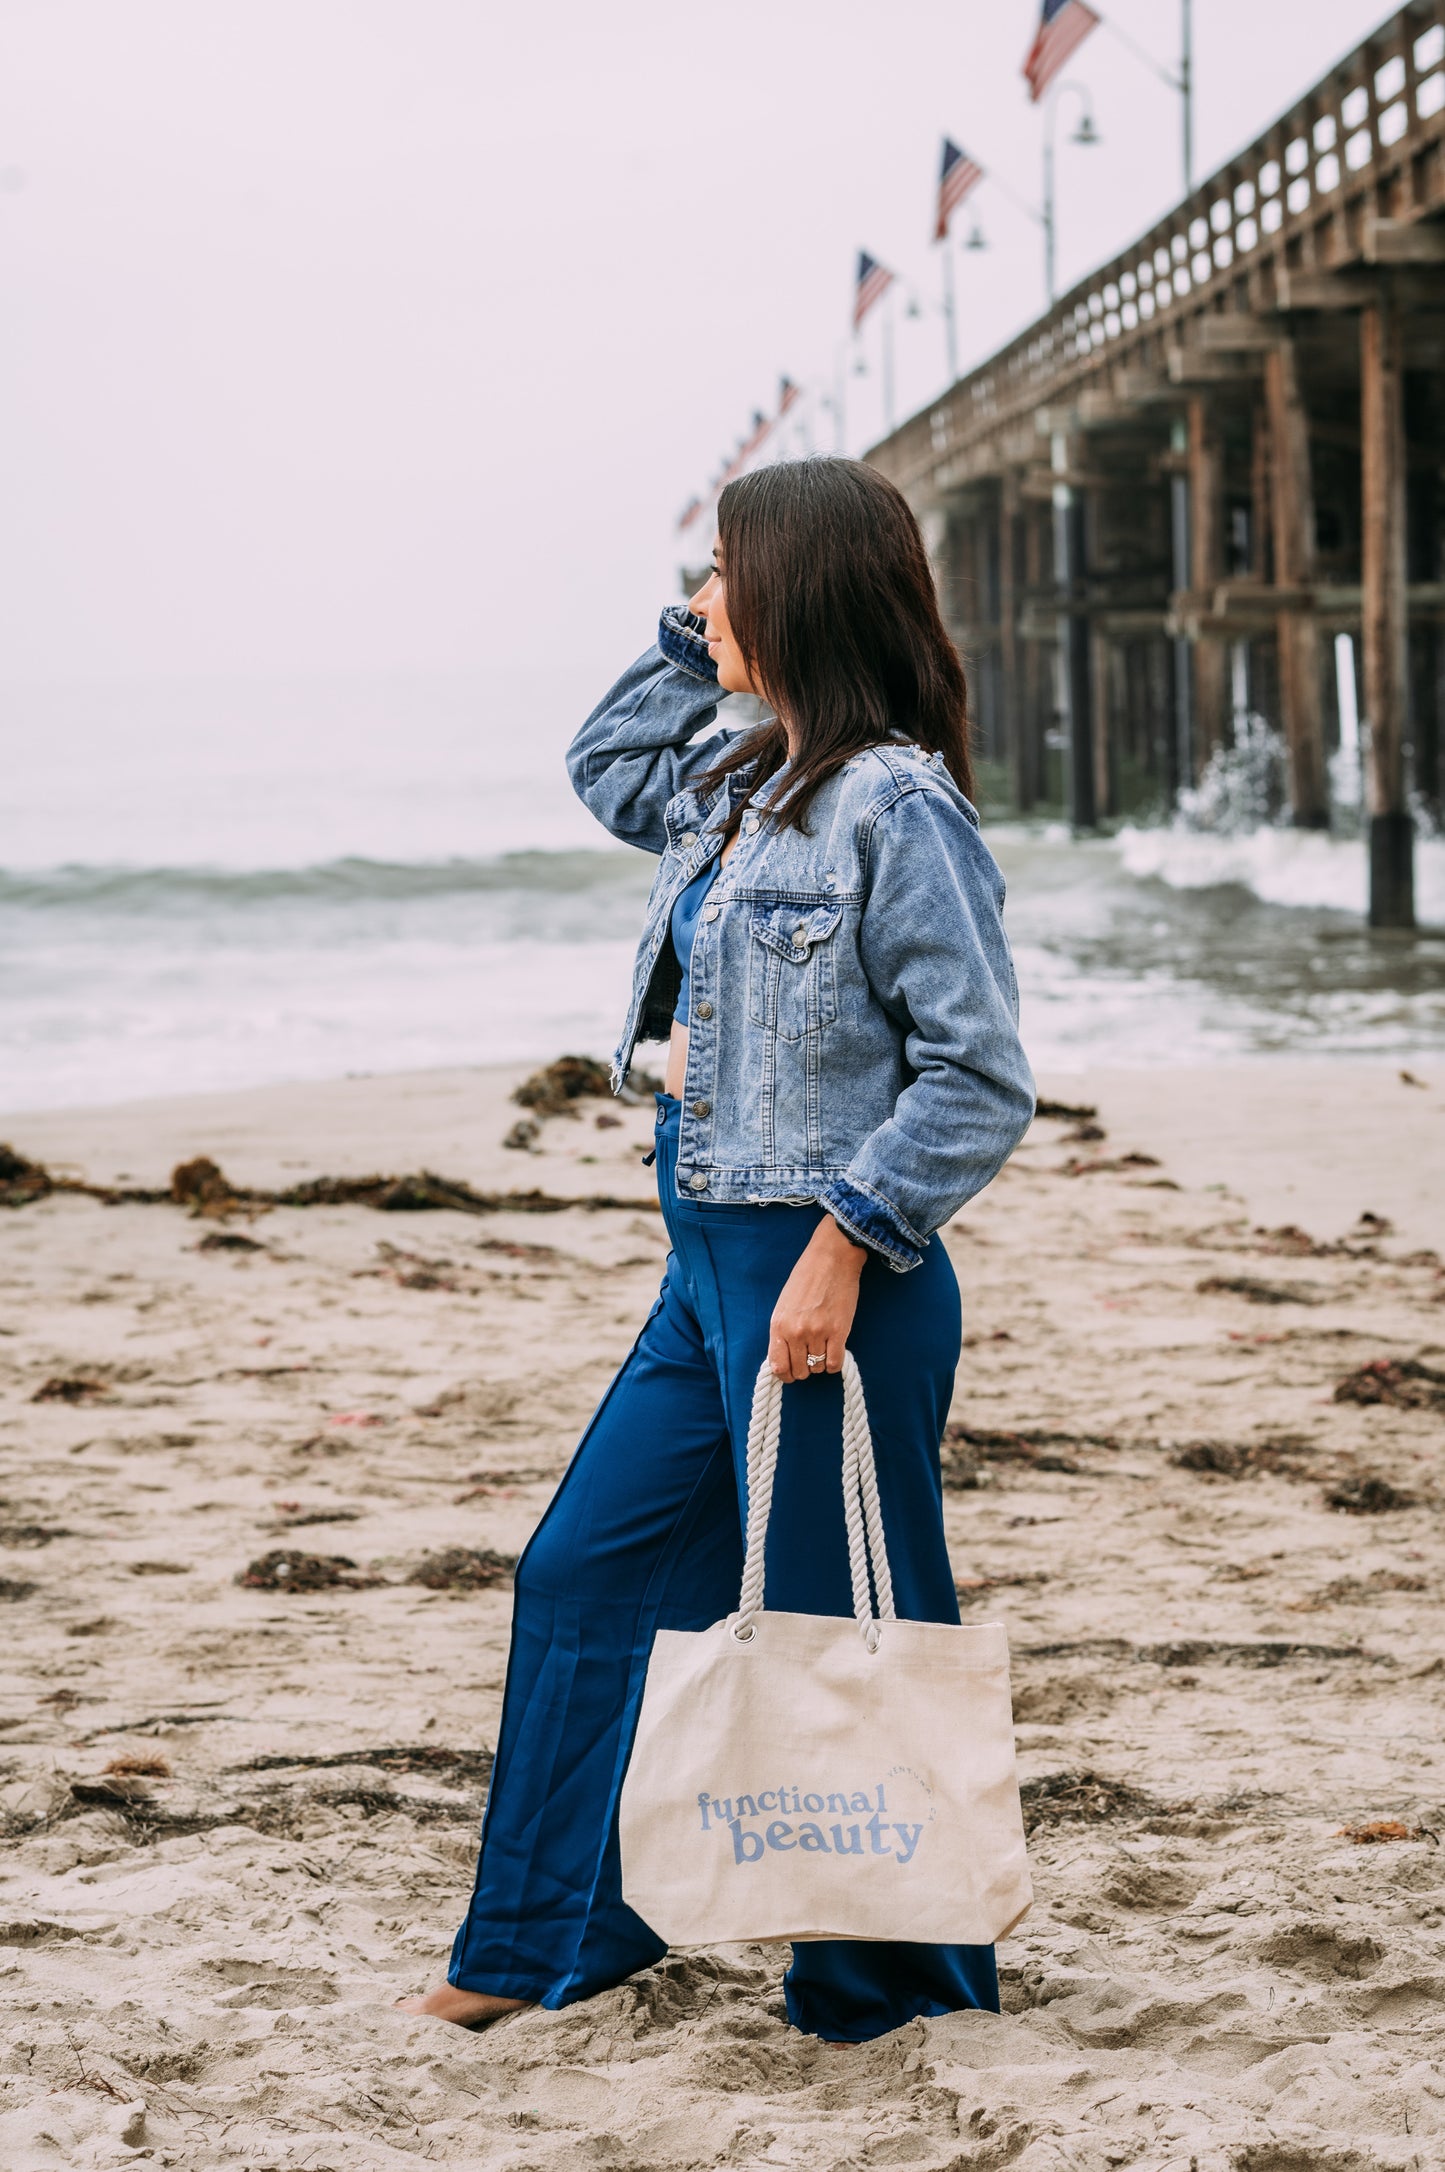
[
  {"left": 236, "top": 1549, "right": 383, "bottom": 1592},
  {"left": 30, "top": 1376, "right": 111, "bottom": 1405},
  {"left": 1325, "top": 1474, "right": 1418, "bottom": 1514},
  {"left": 1169, "top": 1437, "right": 1314, "bottom": 1478},
  {"left": 406, "top": 1547, "right": 516, "bottom": 1591},
  {"left": 1, "top": 1143, "right": 655, "bottom": 1219},
  {"left": 1333, "top": 1356, "right": 1445, "bottom": 1411},
  {"left": 1019, "top": 1770, "right": 1171, "bottom": 1829},
  {"left": 1196, "top": 1274, "right": 1329, "bottom": 1306},
  {"left": 1061, "top": 1151, "right": 1162, "bottom": 1178},
  {"left": 512, "top": 1054, "right": 661, "bottom": 1117},
  {"left": 237, "top": 1745, "right": 493, "bottom": 1783},
  {"left": 940, "top": 1421, "right": 1120, "bottom": 1489}
]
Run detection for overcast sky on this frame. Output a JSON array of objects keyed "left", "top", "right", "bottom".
[{"left": 0, "top": 0, "right": 1399, "bottom": 697}]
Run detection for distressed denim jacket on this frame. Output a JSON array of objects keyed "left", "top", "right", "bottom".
[{"left": 567, "top": 606, "right": 1035, "bottom": 1272}]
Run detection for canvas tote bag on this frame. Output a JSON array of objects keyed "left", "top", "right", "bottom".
[{"left": 619, "top": 1354, "right": 1032, "bottom": 1946}]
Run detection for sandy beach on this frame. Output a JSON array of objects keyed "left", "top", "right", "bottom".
[{"left": 1, "top": 1056, "right": 1443, "bottom": 2169}]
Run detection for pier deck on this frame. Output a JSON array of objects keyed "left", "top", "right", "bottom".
[{"left": 868, "top": 1, "right": 1445, "bottom": 924}]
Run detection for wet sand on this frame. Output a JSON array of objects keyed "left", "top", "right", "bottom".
[{"left": 0, "top": 1059, "right": 1442, "bottom": 2169}]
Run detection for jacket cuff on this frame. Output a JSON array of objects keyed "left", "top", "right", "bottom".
[
  {"left": 817, "top": 1176, "right": 926, "bottom": 1275},
  {"left": 658, "top": 604, "right": 718, "bottom": 683}
]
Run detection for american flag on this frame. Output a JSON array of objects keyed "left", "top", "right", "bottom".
[
  {"left": 777, "top": 375, "right": 801, "bottom": 414},
  {"left": 1023, "top": 0, "right": 1100, "bottom": 104},
  {"left": 853, "top": 251, "right": 895, "bottom": 330},
  {"left": 934, "top": 139, "right": 984, "bottom": 242}
]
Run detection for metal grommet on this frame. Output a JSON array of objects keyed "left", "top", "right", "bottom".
[{"left": 732, "top": 1621, "right": 757, "bottom": 1643}]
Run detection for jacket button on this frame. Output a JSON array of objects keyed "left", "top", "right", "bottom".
[
  {"left": 695, "top": 1001, "right": 714, "bottom": 1019},
  {"left": 678, "top": 831, "right": 697, "bottom": 847},
  {"left": 688, "top": 1172, "right": 708, "bottom": 1191},
  {"left": 793, "top": 926, "right": 807, "bottom": 944},
  {"left": 691, "top": 1098, "right": 711, "bottom": 1117},
  {"left": 702, "top": 903, "right": 720, "bottom": 923}
]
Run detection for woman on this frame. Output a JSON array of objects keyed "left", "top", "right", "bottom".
[{"left": 401, "top": 456, "right": 1034, "bottom": 2044}]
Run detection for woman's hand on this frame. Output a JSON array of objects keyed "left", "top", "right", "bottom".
[{"left": 769, "top": 1217, "right": 868, "bottom": 1382}]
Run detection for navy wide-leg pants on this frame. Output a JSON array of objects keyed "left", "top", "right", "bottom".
[{"left": 447, "top": 1094, "right": 999, "bottom": 2042}]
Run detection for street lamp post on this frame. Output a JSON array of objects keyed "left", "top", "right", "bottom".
[{"left": 1042, "top": 82, "right": 1101, "bottom": 306}]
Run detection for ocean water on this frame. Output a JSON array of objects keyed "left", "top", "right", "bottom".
[{"left": 3, "top": 681, "right": 1443, "bottom": 1113}]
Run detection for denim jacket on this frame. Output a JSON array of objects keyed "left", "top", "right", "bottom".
[{"left": 567, "top": 606, "right": 1035, "bottom": 1271}]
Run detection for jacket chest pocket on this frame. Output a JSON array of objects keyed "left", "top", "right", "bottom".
[{"left": 747, "top": 903, "right": 842, "bottom": 1043}]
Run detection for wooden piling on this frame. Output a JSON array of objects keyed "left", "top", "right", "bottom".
[
  {"left": 1188, "top": 396, "right": 1229, "bottom": 768},
  {"left": 1262, "top": 340, "right": 1329, "bottom": 827},
  {"left": 1360, "top": 285, "right": 1415, "bottom": 928}
]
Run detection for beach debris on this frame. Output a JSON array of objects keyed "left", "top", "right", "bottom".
[
  {"left": 31, "top": 1376, "right": 110, "bottom": 1404},
  {"left": 0, "top": 1578, "right": 36, "bottom": 1601},
  {"left": 453, "top": 1467, "right": 553, "bottom": 1501},
  {"left": 1064, "top": 1121, "right": 1107, "bottom": 1142},
  {"left": 0, "top": 1523, "right": 71, "bottom": 1547},
  {"left": 366, "top": 1240, "right": 463, "bottom": 1291},
  {"left": 1018, "top": 1770, "right": 1170, "bottom": 1829},
  {"left": 70, "top": 1774, "right": 155, "bottom": 1806},
  {"left": 1170, "top": 1437, "right": 1313, "bottom": 1478},
  {"left": 475, "top": 1235, "right": 560, "bottom": 1262},
  {"left": 1325, "top": 1474, "right": 1417, "bottom": 1514},
  {"left": 1332, "top": 1356, "right": 1445, "bottom": 1411},
  {"left": 1336, "top": 1818, "right": 1434, "bottom": 1844},
  {"left": 237, "top": 1549, "right": 384, "bottom": 1592},
  {"left": 1290, "top": 1569, "right": 1426, "bottom": 1611},
  {"left": 940, "top": 1422, "right": 1113, "bottom": 1488},
  {"left": 0, "top": 1145, "right": 53, "bottom": 1206},
  {"left": 595, "top": 1110, "right": 623, "bottom": 1129},
  {"left": 66, "top": 1616, "right": 112, "bottom": 1637},
  {"left": 1355, "top": 1210, "right": 1393, "bottom": 1234},
  {"left": 1033, "top": 1098, "right": 1098, "bottom": 1122},
  {"left": 196, "top": 1229, "right": 264, "bottom": 1253},
  {"left": 171, "top": 1156, "right": 250, "bottom": 1218},
  {"left": 513, "top": 1054, "right": 661, "bottom": 1118},
  {"left": 126, "top": 1560, "right": 190, "bottom": 1576},
  {"left": 237, "top": 1745, "right": 493, "bottom": 1782},
  {"left": 955, "top": 1571, "right": 1049, "bottom": 1604},
  {"left": 1133, "top": 1638, "right": 1365, "bottom": 1668},
  {"left": 1061, "top": 1151, "right": 1161, "bottom": 1178},
  {"left": 265, "top": 1505, "right": 361, "bottom": 1530},
  {"left": 406, "top": 1547, "right": 516, "bottom": 1591},
  {"left": 503, "top": 1118, "right": 541, "bottom": 1151},
  {"left": 1196, "top": 1273, "right": 1328, "bottom": 1306},
  {"left": 105, "top": 1752, "right": 172, "bottom": 1779},
  {"left": 0, "top": 1143, "right": 656, "bottom": 1218},
  {"left": 1242, "top": 1223, "right": 1362, "bottom": 1259},
  {"left": 512, "top": 1054, "right": 615, "bottom": 1117}
]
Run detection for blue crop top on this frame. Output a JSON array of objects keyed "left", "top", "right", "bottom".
[{"left": 670, "top": 861, "right": 720, "bottom": 1023}]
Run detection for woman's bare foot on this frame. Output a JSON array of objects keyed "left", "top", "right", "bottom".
[{"left": 394, "top": 1984, "right": 530, "bottom": 2031}]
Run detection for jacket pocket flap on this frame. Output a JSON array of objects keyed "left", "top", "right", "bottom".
[{"left": 750, "top": 903, "right": 842, "bottom": 961}]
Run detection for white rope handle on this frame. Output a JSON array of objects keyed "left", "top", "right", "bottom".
[
  {"left": 732, "top": 1352, "right": 896, "bottom": 1648},
  {"left": 842, "top": 1353, "right": 896, "bottom": 1648}
]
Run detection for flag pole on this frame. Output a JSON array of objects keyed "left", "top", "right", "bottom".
[
  {"left": 941, "top": 236, "right": 959, "bottom": 385},
  {"left": 1181, "top": 0, "right": 1193, "bottom": 191},
  {"left": 1098, "top": 4, "right": 1192, "bottom": 195},
  {"left": 882, "top": 290, "right": 896, "bottom": 434},
  {"left": 1043, "top": 96, "right": 1057, "bottom": 306}
]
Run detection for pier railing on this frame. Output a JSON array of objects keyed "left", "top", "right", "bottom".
[{"left": 873, "top": 0, "right": 1445, "bottom": 495}]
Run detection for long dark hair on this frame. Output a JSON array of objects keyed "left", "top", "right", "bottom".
[{"left": 695, "top": 456, "right": 973, "bottom": 831}]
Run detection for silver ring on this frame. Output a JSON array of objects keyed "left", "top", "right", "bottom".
[{"left": 805, "top": 1352, "right": 825, "bottom": 1370}]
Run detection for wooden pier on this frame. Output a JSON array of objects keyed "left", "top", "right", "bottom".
[{"left": 867, "top": 1, "right": 1445, "bottom": 926}]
